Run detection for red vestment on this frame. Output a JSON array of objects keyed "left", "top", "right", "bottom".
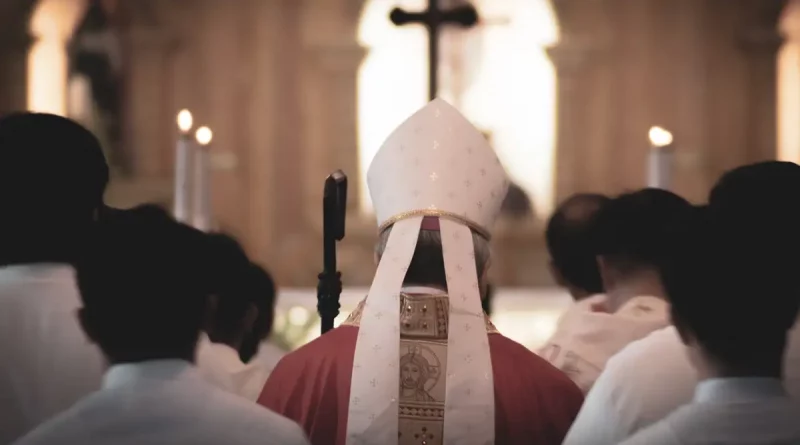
[{"left": 259, "top": 301, "right": 584, "bottom": 445}]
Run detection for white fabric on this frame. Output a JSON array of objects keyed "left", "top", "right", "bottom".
[
  {"left": 347, "top": 98, "right": 508, "bottom": 445},
  {"left": 13, "top": 359, "right": 310, "bottom": 445},
  {"left": 562, "top": 324, "right": 800, "bottom": 445},
  {"left": 196, "top": 334, "right": 271, "bottom": 401},
  {"left": 538, "top": 295, "right": 670, "bottom": 392},
  {"left": 619, "top": 378, "right": 800, "bottom": 445},
  {"left": 0, "top": 264, "right": 104, "bottom": 444},
  {"left": 251, "top": 340, "right": 286, "bottom": 374}
]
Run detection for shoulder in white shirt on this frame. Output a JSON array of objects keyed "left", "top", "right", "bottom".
[
  {"left": 539, "top": 294, "right": 670, "bottom": 393},
  {"left": 196, "top": 334, "right": 271, "bottom": 401},
  {"left": 0, "top": 264, "right": 104, "bottom": 444},
  {"left": 619, "top": 378, "right": 800, "bottom": 445},
  {"left": 13, "top": 360, "right": 310, "bottom": 445},
  {"left": 563, "top": 324, "right": 800, "bottom": 445}
]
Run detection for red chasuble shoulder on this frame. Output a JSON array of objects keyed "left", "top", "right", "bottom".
[{"left": 259, "top": 322, "right": 583, "bottom": 445}]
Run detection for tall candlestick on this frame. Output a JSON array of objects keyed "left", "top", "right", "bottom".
[
  {"left": 647, "top": 126, "right": 674, "bottom": 190},
  {"left": 174, "top": 110, "right": 194, "bottom": 222},
  {"left": 193, "top": 126, "right": 213, "bottom": 232}
]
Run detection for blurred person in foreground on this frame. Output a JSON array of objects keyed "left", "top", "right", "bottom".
[
  {"left": 197, "top": 233, "right": 279, "bottom": 400},
  {"left": 13, "top": 206, "right": 309, "bottom": 445},
  {"left": 258, "top": 99, "right": 584, "bottom": 445},
  {"left": 564, "top": 161, "right": 800, "bottom": 445},
  {"left": 0, "top": 113, "right": 108, "bottom": 443},
  {"left": 619, "top": 202, "right": 800, "bottom": 444},
  {"left": 540, "top": 189, "right": 691, "bottom": 392}
]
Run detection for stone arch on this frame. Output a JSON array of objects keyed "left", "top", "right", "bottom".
[{"left": 356, "top": 0, "right": 560, "bottom": 218}]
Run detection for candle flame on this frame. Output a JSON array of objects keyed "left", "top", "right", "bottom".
[
  {"left": 649, "top": 126, "right": 673, "bottom": 147},
  {"left": 195, "top": 126, "right": 213, "bottom": 145},
  {"left": 177, "top": 109, "right": 193, "bottom": 133}
]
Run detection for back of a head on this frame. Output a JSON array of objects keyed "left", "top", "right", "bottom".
[
  {"left": 204, "top": 233, "right": 257, "bottom": 336},
  {"left": 0, "top": 113, "right": 108, "bottom": 228},
  {"left": 663, "top": 202, "right": 800, "bottom": 364},
  {"left": 546, "top": 193, "right": 609, "bottom": 296},
  {"left": 593, "top": 188, "right": 693, "bottom": 274},
  {"left": 75, "top": 204, "right": 211, "bottom": 363}
]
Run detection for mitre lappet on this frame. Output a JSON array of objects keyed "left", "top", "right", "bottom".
[{"left": 346, "top": 98, "right": 510, "bottom": 445}]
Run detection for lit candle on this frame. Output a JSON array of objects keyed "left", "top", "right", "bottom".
[
  {"left": 174, "top": 110, "right": 194, "bottom": 222},
  {"left": 193, "top": 126, "right": 213, "bottom": 232},
  {"left": 647, "top": 126, "right": 674, "bottom": 190}
]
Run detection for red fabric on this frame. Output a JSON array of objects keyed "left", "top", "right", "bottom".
[
  {"left": 258, "top": 325, "right": 584, "bottom": 445},
  {"left": 420, "top": 216, "right": 441, "bottom": 231}
]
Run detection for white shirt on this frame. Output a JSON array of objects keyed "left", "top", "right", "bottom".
[
  {"left": 251, "top": 340, "right": 286, "bottom": 375},
  {"left": 0, "top": 264, "right": 104, "bottom": 444},
  {"left": 538, "top": 295, "right": 670, "bottom": 393},
  {"left": 563, "top": 325, "right": 800, "bottom": 445},
  {"left": 196, "top": 334, "right": 271, "bottom": 401},
  {"left": 13, "top": 359, "right": 310, "bottom": 445},
  {"left": 620, "top": 378, "right": 800, "bottom": 445}
]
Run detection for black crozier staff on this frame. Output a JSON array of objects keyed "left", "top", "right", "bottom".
[{"left": 317, "top": 170, "right": 347, "bottom": 334}]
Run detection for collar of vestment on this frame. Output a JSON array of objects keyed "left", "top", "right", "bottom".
[
  {"left": 103, "top": 359, "right": 199, "bottom": 390},
  {"left": 694, "top": 377, "right": 787, "bottom": 404},
  {"left": 342, "top": 285, "right": 499, "bottom": 337},
  {"left": 0, "top": 263, "right": 75, "bottom": 284},
  {"left": 197, "top": 333, "right": 246, "bottom": 372}
]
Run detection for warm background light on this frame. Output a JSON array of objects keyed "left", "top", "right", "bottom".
[
  {"left": 649, "top": 126, "right": 674, "bottom": 147},
  {"left": 177, "top": 109, "right": 193, "bottom": 133},
  {"left": 356, "top": 0, "right": 560, "bottom": 217},
  {"left": 195, "top": 126, "right": 213, "bottom": 145}
]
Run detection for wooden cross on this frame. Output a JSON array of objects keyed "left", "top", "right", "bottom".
[{"left": 390, "top": 0, "right": 479, "bottom": 100}]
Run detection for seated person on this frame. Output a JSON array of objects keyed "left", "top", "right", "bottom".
[
  {"left": 621, "top": 204, "right": 800, "bottom": 444},
  {"left": 563, "top": 161, "right": 800, "bottom": 445},
  {"left": 197, "top": 233, "right": 279, "bottom": 400},
  {"left": 13, "top": 205, "right": 309, "bottom": 445},
  {"left": 540, "top": 189, "right": 691, "bottom": 392}
]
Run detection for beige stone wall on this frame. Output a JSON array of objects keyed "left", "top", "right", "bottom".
[{"left": 0, "top": 0, "right": 787, "bottom": 288}]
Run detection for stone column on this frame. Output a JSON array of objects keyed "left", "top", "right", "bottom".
[
  {"left": 548, "top": 0, "right": 612, "bottom": 202},
  {"left": 105, "top": 0, "right": 177, "bottom": 207},
  {"left": 0, "top": 2, "right": 35, "bottom": 115}
]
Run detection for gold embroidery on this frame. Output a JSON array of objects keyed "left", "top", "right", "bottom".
[
  {"left": 342, "top": 294, "right": 499, "bottom": 335},
  {"left": 345, "top": 293, "right": 496, "bottom": 445}
]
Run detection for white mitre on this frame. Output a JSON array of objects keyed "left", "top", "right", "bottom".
[{"left": 346, "top": 98, "right": 509, "bottom": 445}]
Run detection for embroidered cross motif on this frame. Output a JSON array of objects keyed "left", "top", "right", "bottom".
[
  {"left": 464, "top": 355, "right": 473, "bottom": 363},
  {"left": 456, "top": 264, "right": 463, "bottom": 271},
  {"left": 477, "top": 201, "right": 483, "bottom": 209},
  {"left": 461, "top": 293, "right": 468, "bottom": 302},
  {"left": 433, "top": 140, "right": 440, "bottom": 150},
  {"left": 368, "top": 413, "right": 376, "bottom": 421},
  {"left": 464, "top": 179, "right": 472, "bottom": 187},
  {"left": 479, "top": 168, "right": 486, "bottom": 176},
  {"left": 430, "top": 172, "right": 438, "bottom": 181},
  {"left": 373, "top": 344, "right": 381, "bottom": 352},
  {"left": 464, "top": 323, "right": 472, "bottom": 331},
  {"left": 375, "top": 311, "right": 383, "bottom": 319},
  {"left": 352, "top": 396, "right": 361, "bottom": 405},
  {"left": 370, "top": 378, "right": 377, "bottom": 387}
]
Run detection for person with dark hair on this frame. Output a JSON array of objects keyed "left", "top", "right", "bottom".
[
  {"left": 0, "top": 113, "right": 109, "bottom": 443},
  {"left": 540, "top": 189, "right": 691, "bottom": 393},
  {"left": 565, "top": 161, "right": 800, "bottom": 445},
  {"left": 620, "top": 207, "right": 800, "bottom": 442},
  {"left": 196, "top": 233, "right": 280, "bottom": 401},
  {"left": 545, "top": 193, "right": 609, "bottom": 301},
  {"left": 259, "top": 100, "right": 583, "bottom": 445},
  {"left": 13, "top": 205, "right": 309, "bottom": 445}
]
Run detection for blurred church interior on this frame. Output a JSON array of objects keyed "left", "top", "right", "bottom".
[{"left": 1, "top": 0, "right": 798, "bottom": 349}]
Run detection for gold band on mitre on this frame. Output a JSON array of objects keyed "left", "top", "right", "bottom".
[{"left": 378, "top": 208, "right": 492, "bottom": 240}]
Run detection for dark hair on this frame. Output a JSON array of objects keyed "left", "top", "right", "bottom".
[
  {"left": 666, "top": 162, "right": 800, "bottom": 365},
  {"left": 593, "top": 188, "right": 693, "bottom": 273},
  {"left": 239, "top": 263, "right": 277, "bottom": 363},
  {"left": 204, "top": 233, "right": 255, "bottom": 342},
  {"left": 0, "top": 113, "right": 109, "bottom": 263},
  {"left": 546, "top": 193, "right": 609, "bottom": 295},
  {"left": 75, "top": 204, "right": 211, "bottom": 364}
]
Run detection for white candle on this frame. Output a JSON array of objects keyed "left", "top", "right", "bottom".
[
  {"left": 193, "top": 126, "right": 213, "bottom": 232},
  {"left": 174, "top": 110, "right": 194, "bottom": 222},
  {"left": 647, "top": 126, "right": 674, "bottom": 190}
]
